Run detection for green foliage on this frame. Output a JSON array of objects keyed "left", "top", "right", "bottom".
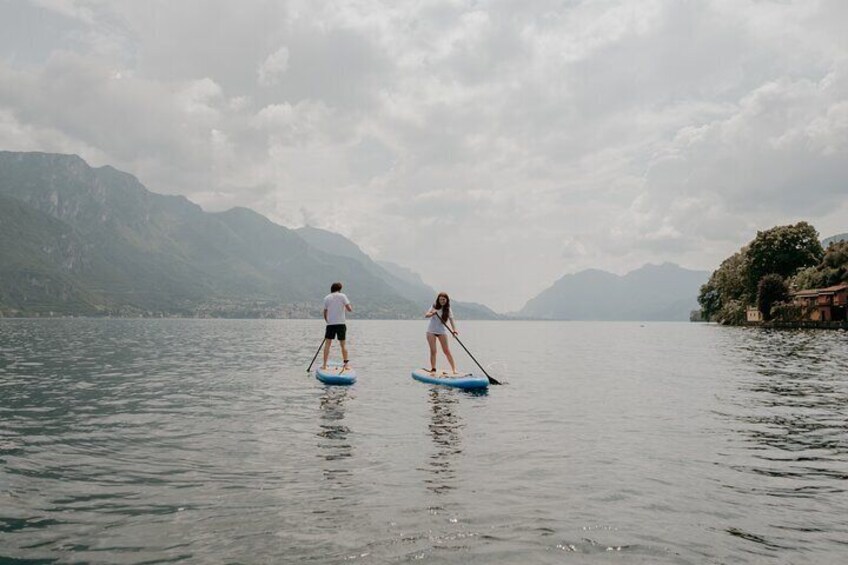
[
  {"left": 697, "top": 281, "right": 720, "bottom": 321},
  {"left": 792, "top": 240, "right": 848, "bottom": 290},
  {"left": 771, "top": 302, "right": 804, "bottom": 323},
  {"left": 746, "top": 222, "right": 823, "bottom": 298},
  {"left": 0, "top": 152, "right": 423, "bottom": 318},
  {"left": 698, "top": 249, "right": 749, "bottom": 321},
  {"left": 714, "top": 250, "right": 750, "bottom": 302},
  {"left": 822, "top": 233, "right": 848, "bottom": 247},
  {"left": 700, "top": 222, "right": 843, "bottom": 325},
  {"left": 756, "top": 274, "right": 789, "bottom": 321},
  {"left": 716, "top": 299, "right": 747, "bottom": 326}
]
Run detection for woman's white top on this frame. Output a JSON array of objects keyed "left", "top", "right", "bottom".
[{"left": 426, "top": 307, "right": 455, "bottom": 335}]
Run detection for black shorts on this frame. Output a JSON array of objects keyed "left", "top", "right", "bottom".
[{"left": 324, "top": 324, "right": 347, "bottom": 341}]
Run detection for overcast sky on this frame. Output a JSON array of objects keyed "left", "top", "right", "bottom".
[{"left": 1, "top": 1, "right": 847, "bottom": 311}]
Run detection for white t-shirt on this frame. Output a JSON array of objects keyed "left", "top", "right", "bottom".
[
  {"left": 324, "top": 292, "right": 351, "bottom": 325},
  {"left": 426, "top": 307, "right": 455, "bottom": 335}
]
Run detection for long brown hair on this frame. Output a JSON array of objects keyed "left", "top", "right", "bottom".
[{"left": 432, "top": 292, "right": 451, "bottom": 323}]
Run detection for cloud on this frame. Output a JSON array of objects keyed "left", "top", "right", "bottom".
[
  {"left": 29, "top": 0, "right": 95, "bottom": 24},
  {"left": 636, "top": 65, "right": 848, "bottom": 240},
  {"left": 257, "top": 47, "right": 289, "bottom": 86},
  {"left": 1, "top": 0, "right": 847, "bottom": 310}
]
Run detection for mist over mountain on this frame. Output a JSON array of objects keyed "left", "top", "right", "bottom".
[
  {"left": 295, "top": 226, "right": 500, "bottom": 319},
  {"left": 0, "top": 152, "right": 421, "bottom": 317},
  {"left": 0, "top": 151, "right": 711, "bottom": 321},
  {"left": 519, "top": 263, "right": 709, "bottom": 321},
  {"left": 376, "top": 260, "right": 431, "bottom": 290},
  {"left": 0, "top": 151, "right": 502, "bottom": 319}
]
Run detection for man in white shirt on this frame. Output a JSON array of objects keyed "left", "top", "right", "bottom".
[{"left": 322, "top": 281, "right": 353, "bottom": 371}]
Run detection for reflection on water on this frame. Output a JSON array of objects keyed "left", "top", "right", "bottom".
[
  {"left": 317, "top": 387, "right": 353, "bottom": 490},
  {"left": 423, "top": 388, "right": 464, "bottom": 495},
  {"left": 716, "top": 328, "right": 848, "bottom": 558},
  {"left": 421, "top": 387, "right": 490, "bottom": 498}
]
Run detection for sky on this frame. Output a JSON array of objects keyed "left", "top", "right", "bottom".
[{"left": 1, "top": 0, "right": 847, "bottom": 311}]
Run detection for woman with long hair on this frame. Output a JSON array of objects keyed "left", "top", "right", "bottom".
[{"left": 424, "top": 292, "right": 458, "bottom": 374}]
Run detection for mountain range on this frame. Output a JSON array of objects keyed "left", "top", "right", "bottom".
[
  {"left": 0, "top": 151, "right": 496, "bottom": 318},
  {"left": 1, "top": 151, "right": 729, "bottom": 321},
  {"left": 518, "top": 263, "right": 710, "bottom": 321}
]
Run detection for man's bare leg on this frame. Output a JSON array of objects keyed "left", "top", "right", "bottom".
[
  {"left": 340, "top": 340, "right": 349, "bottom": 371},
  {"left": 321, "top": 339, "right": 332, "bottom": 370}
]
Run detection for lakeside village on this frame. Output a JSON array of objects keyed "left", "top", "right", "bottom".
[
  {"left": 694, "top": 222, "right": 848, "bottom": 330},
  {"left": 745, "top": 283, "right": 847, "bottom": 328}
]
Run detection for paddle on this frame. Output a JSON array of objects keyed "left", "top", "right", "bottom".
[
  {"left": 306, "top": 338, "right": 326, "bottom": 373},
  {"left": 435, "top": 314, "right": 501, "bottom": 385}
]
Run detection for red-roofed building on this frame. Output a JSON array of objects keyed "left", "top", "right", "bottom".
[{"left": 791, "top": 283, "right": 848, "bottom": 322}]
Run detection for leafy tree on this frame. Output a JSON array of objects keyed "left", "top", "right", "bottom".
[
  {"left": 792, "top": 240, "right": 848, "bottom": 290},
  {"left": 771, "top": 302, "right": 803, "bottom": 322},
  {"left": 698, "top": 249, "right": 749, "bottom": 321},
  {"left": 716, "top": 299, "right": 747, "bottom": 326},
  {"left": 746, "top": 222, "right": 824, "bottom": 297},
  {"left": 714, "top": 249, "right": 750, "bottom": 303},
  {"left": 701, "top": 221, "right": 835, "bottom": 325},
  {"left": 697, "top": 280, "right": 721, "bottom": 321},
  {"left": 757, "top": 274, "right": 789, "bottom": 321}
]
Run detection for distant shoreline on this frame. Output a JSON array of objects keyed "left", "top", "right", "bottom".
[
  {"left": 0, "top": 315, "right": 699, "bottom": 322},
  {"left": 744, "top": 320, "right": 848, "bottom": 331}
]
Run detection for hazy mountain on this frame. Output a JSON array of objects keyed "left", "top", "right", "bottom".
[
  {"left": 375, "top": 260, "right": 500, "bottom": 318},
  {"left": 295, "top": 225, "right": 425, "bottom": 302},
  {"left": 823, "top": 233, "right": 847, "bottom": 247},
  {"left": 0, "top": 151, "right": 420, "bottom": 317},
  {"left": 519, "top": 263, "right": 709, "bottom": 321},
  {"left": 376, "top": 260, "right": 432, "bottom": 291},
  {"left": 295, "top": 226, "right": 500, "bottom": 319}
]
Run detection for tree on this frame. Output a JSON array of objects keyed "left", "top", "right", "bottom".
[
  {"left": 792, "top": 240, "right": 848, "bottom": 290},
  {"left": 714, "top": 249, "right": 750, "bottom": 303},
  {"left": 746, "top": 222, "right": 824, "bottom": 298},
  {"left": 698, "top": 249, "right": 750, "bottom": 322},
  {"left": 757, "top": 274, "right": 789, "bottom": 321},
  {"left": 697, "top": 280, "right": 721, "bottom": 321}
]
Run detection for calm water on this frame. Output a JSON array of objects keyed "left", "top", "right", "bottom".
[{"left": 1, "top": 319, "right": 847, "bottom": 564}]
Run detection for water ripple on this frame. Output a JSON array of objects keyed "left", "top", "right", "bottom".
[{"left": 1, "top": 320, "right": 847, "bottom": 562}]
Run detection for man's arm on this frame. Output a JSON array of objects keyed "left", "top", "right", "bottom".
[
  {"left": 345, "top": 304, "right": 353, "bottom": 312},
  {"left": 323, "top": 308, "right": 328, "bottom": 322}
]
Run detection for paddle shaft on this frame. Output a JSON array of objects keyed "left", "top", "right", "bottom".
[
  {"left": 306, "top": 338, "right": 326, "bottom": 373},
  {"left": 434, "top": 313, "right": 501, "bottom": 385}
]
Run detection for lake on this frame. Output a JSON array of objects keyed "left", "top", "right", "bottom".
[{"left": 1, "top": 319, "right": 846, "bottom": 563}]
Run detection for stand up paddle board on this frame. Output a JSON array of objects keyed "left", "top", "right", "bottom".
[
  {"left": 315, "top": 362, "right": 356, "bottom": 385},
  {"left": 411, "top": 369, "right": 488, "bottom": 390}
]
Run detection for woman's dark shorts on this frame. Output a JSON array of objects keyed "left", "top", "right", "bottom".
[{"left": 324, "top": 324, "right": 347, "bottom": 341}]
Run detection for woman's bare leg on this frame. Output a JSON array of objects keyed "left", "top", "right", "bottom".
[
  {"left": 426, "top": 333, "right": 437, "bottom": 371},
  {"left": 437, "top": 334, "right": 457, "bottom": 373}
]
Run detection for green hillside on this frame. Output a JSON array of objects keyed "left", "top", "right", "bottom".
[{"left": 0, "top": 151, "right": 420, "bottom": 318}]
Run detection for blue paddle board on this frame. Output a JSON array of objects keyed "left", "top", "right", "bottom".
[
  {"left": 316, "top": 363, "right": 356, "bottom": 385},
  {"left": 411, "top": 369, "right": 488, "bottom": 390}
]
